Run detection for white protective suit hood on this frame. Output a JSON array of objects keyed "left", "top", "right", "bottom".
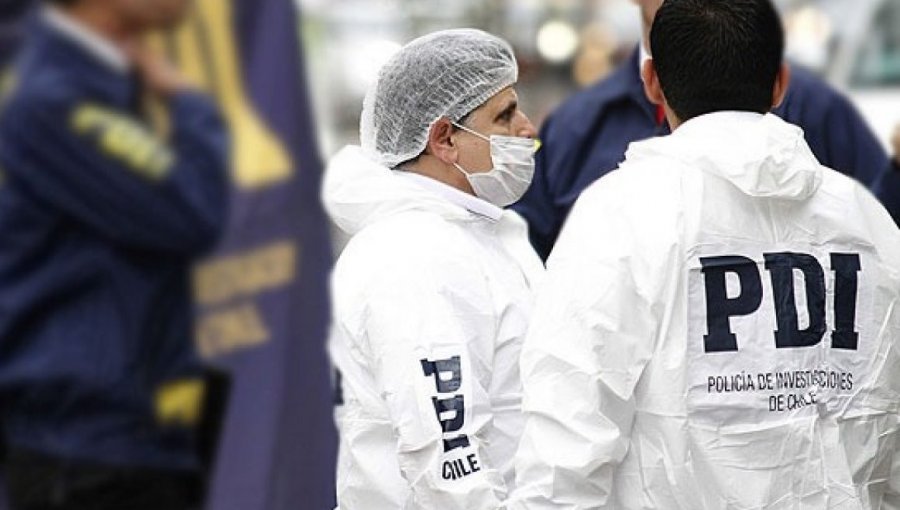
[{"left": 627, "top": 111, "right": 823, "bottom": 201}]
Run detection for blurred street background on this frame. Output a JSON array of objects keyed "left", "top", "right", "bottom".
[{"left": 299, "top": 0, "right": 900, "bottom": 157}]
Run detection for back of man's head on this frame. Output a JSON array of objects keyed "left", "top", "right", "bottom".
[{"left": 650, "top": 0, "right": 784, "bottom": 122}]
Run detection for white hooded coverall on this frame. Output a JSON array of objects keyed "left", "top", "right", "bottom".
[
  {"left": 324, "top": 146, "right": 544, "bottom": 510},
  {"left": 510, "top": 112, "right": 900, "bottom": 510}
]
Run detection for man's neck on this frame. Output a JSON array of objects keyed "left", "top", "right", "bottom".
[
  {"left": 44, "top": 5, "right": 132, "bottom": 73},
  {"left": 403, "top": 156, "right": 475, "bottom": 197},
  {"left": 56, "top": 4, "right": 133, "bottom": 46}
]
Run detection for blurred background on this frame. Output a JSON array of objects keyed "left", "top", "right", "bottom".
[{"left": 300, "top": 0, "right": 900, "bottom": 157}]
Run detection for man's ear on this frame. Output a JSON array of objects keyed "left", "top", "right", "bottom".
[
  {"left": 772, "top": 63, "right": 791, "bottom": 109},
  {"left": 425, "top": 118, "right": 458, "bottom": 165},
  {"left": 641, "top": 58, "right": 665, "bottom": 106}
]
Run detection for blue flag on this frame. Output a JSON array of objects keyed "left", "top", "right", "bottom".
[{"left": 163, "top": 1, "right": 336, "bottom": 508}]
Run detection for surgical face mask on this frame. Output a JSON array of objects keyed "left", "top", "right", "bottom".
[{"left": 451, "top": 122, "right": 536, "bottom": 207}]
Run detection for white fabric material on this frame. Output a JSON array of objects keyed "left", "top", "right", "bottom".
[
  {"left": 510, "top": 112, "right": 900, "bottom": 510},
  {"left": 43, "top": 7, "right": 129, "bottom": 73},
  {"left": 324, "top": 146, "right": 544, "bottom": 509},
  {"left": 360, "top": 29, "right": 518, "bottom": 169}
]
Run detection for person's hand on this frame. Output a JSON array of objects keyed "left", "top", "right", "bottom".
[{"left": 124, "top": 42, "right": 195, "bottom": 98}]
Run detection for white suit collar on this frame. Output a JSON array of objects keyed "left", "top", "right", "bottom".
[{"left": 395, "top": 171, "right": 503, "bottom": 222}]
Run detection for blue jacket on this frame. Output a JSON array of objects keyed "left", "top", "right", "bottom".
[
  {"left": 874, "top": 164, "right": 900, "bottom": 222},
  {"left": 0, "top": 20, "right": 229, "bottom": 470},
  {"left": 514, "top": 49, "right": 897, "bottom": 260},
  {"left": 0, "top": 1, "right": 30, "bottom": 66}
]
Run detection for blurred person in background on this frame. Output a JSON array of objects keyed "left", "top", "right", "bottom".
[
  {"left": 323, "top": 28, "right": 543, "bottom": 509},
  {"left": 894, "top": 125, "right": 900, "bottom": 169},
  {"left": 515, "top": 0, "right": 900, "bottom": 261},
  {"left": 874, "top": 124, "right": 900, "bottom": 220},
  {"left": 510, "top": 0, "right": 900, "bottom": 508},
  {"left": 0, "top": 0, "right": 230, "bottom": 508}
]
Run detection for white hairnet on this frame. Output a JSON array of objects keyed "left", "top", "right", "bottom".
[{"left": 360, "top": 29, "right": 519, "bottom": 169}]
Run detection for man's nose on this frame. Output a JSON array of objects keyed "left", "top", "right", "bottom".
[{"left": 515, "top": 113, "right": 537, "bottom": 139}]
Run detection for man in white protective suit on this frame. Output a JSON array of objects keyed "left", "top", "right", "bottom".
[
  {"left": 509, "top": 0, "right": 900, "bottom": 509},
  {"left": 323, "top": 29, "right": 544, "bottom": 510}
]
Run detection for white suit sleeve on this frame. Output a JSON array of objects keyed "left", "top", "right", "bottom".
[
  {"left": 359, "top": 247, "right": 507, "bottom": 509},
  {"left": 887, "top": 452, "right": 900, "bottom": 510},
  {"left": 509, "top": 173, "right": 680, "bottom": 509}
]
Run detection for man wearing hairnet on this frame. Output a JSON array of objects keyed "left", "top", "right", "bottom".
[
  {"left": 510, "top": 0, "right": 900, "bottom": 508},
  {"left": 323, "top": 29, "right": 543, "bottom": 509}
]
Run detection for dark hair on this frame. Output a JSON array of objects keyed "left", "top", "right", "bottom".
[{"left": 650, "top": 0, "right": 784, "bottom": 121}]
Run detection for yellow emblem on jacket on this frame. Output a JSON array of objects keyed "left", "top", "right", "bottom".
[
  {"left": 71, "top": 103, "right": 174, "bottom": 180},
  {"left": 154, "top": 378, "right": 206, "bottom": 427}
]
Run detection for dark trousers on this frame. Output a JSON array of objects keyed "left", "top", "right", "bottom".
[{"left": 4, "top": 449, "right": 201, "bottom": 510}]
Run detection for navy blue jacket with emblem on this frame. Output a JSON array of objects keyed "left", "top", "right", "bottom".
[
  {"left": 514, "top": 49, "right": 899, "bottom": 261},
  {"left": 0, "top": 18, "right": 229, "bottom": 470}
]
